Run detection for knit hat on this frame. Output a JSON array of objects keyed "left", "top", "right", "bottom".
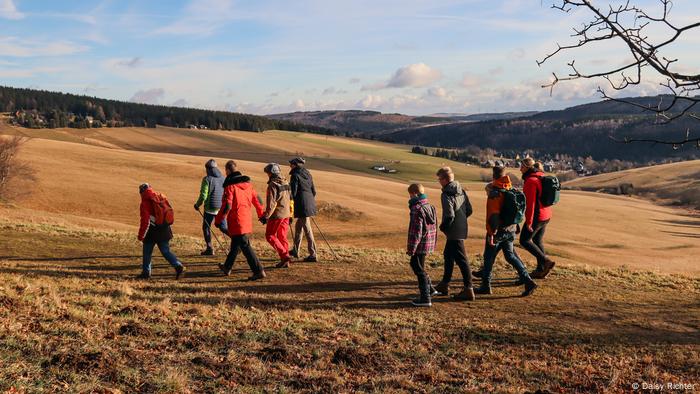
[
  {"left": 205, "top": 159, "right": 217, "bottom": 168},
  {"left": 289, "top": 157, "right": 306, "bottom": 166},
  {"left": 264, "top": 163, "right": 281, "bottom": 175},
  {"left": 138, "top": 183, "right": 150, "bottom": 193}
]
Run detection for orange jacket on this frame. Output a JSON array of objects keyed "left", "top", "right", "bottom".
[{"left": 485, "top": 175, "right": 513, "bottom": 236}]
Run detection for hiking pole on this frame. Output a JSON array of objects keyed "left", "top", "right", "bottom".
[
  {"left": 197, "top": 209, "right": 227, "bottom": 253},
  {"left": 310, "top": 217, "right": 340, "bottom": 261}
]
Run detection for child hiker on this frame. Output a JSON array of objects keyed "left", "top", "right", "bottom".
[{"left": 406, "top": 183, "right": 438, "bottom": 307}]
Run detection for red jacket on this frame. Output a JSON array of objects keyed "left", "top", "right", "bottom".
[
  {"left": 215, "top": 172, "right": 264, "bottom": 236},
  {"left": 523, "top": 170, "right": 552, "bottom": 227},
  {"left": 138, "top": 187, "right": 173, "bottom": 242}
]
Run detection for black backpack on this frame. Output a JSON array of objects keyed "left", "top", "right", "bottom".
[
  {"left": 539, "top": 175, "right": 560, "bottom": 207},
  {"left": 499, "top": 188, "right": 526, "bottom": 226}
]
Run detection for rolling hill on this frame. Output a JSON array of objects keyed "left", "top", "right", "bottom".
[
  {"left": 565, "top": 160, "right": 700, "bottom": 209},
  {"left": 1, "top": 122, "right": 698, "bottom": 392}
]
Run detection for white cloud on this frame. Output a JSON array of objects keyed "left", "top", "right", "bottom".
[
  {"left": 0, "top": 0, "right": 23, "bottom": 20},
  {"left": 362, "top": 63, "right": 442, "bottom": 91},
  {"left": 155, "top": 0, "right": 236, "bottom": 36},
  {"left": 130, "top": 88, "right": 165, "bottom": 105},
  {"left": 0, "top": 37, "right": 88, "bottom": 57},
  {"left": 357, "top": 94, "right": 384, "bottom": 109},
  {"left": 172, "top": 99, "right": 189, "bottom": 107}
]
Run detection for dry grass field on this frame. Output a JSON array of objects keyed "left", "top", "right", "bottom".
[{"left": 1, "top": 122, "right": 699, "bottom": 392}]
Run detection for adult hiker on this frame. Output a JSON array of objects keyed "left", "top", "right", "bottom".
[
  {"left": 194, "top": 159, "right": 225, "bottom": 255},
  {"left": 261, "top": 163, "right": 293, "bottom": 268},
  {"left": 472, "top": 166, "right": 537, "bottom": 296},
  {"left": 433, "top": 167, "right": 475, "bottom": 301},
  {"left": 137, "top": 183, "right": 186, "bottom": 280},
  {"left": 519, "top": 157, "right": 556, "bottom": 278},
  {"left": 406, "top": 183, "right": 438, "bottom": 307},
  {"left": 288, "top": 157, "right": 318, "bottom": 262},
  {"left": 214, "top": 160, "right": 267, "bottom": 281}
]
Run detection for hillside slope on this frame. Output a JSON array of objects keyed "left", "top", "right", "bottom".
[
  {"left": 2, "top": 134, "right": 699, "bottom": 275},
  {"left": 565, "top": 160, "right": 700, "bottom": 209}
]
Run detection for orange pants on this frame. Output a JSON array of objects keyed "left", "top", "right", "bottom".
[{"left": 265, "top": 218, "right": 290, "bottom": 260}]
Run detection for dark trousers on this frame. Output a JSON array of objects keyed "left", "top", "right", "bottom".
[
  {"left": 410, "top": 254, "right": 433, "bottom": 301},
  {"left": 441, "top": 239, "right": 473, "bottom": 289},
  {"left": 519, "top": 219, "right": 550, "bottom": 271},
  {"left": 481, "top": 232, "right": 530, "bottom": 287},
  {"left": 223, "top": 234, "right": 263, "bottom": 274},
  {"left": 202, "top": 212, "right": 216, "bottom": 248}
]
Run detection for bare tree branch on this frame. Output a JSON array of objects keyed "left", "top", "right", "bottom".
[{"left": 539, "top": 0, "right": 700, "bottom": 147}]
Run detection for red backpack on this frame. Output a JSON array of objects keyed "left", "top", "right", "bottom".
[{"left": 149, "top": 192, "right": 175, "bottom": 226}]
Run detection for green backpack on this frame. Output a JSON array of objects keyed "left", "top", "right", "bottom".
[
  {"left": 539, "top": 176, "right": 561, "bottom": 207},
  {"left": 499, "top": 188, "right": 526, "bottom": 226}
]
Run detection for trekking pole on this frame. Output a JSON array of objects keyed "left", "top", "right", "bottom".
[
  {"left": 197, "top": 209, "right": 227, "bottom": 253},
  {"left": 310, "top": 217, "right": 340, "bottom": 261}
]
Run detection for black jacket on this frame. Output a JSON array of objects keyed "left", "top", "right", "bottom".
[{"left": 289, "top": 166, "right": 317, "bottom": 218}]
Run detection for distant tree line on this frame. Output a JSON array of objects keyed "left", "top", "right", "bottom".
[{"left": 0, "top": 86, "right": 332, "bottom": 134}]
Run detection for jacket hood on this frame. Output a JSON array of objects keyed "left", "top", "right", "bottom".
[
  {"left": 414, "top": 198, "right": 437, "bottom": 225},
  {"left": 268, "top": 174, "right": 287, "bottom": 185},
  {"left": 140, "top": 187, "right": 156, "bottom": 201},
  {"left": 442, "top": 180, "right": 462, "bottom": 196},
  {"left": 291, "top": 166, "right": 312, "bottom": 180},
  {"left": 223, "top": 171, "right": 251, "bottom": 187},
  {"left": 523, "top": 169, "right": 544, "bottom": 180},
  {"left": 492, "top": 175, "right": 512, "bottom": 190},
  {"left": 206, "top": 166, "right": 223, "bottom": 178}
]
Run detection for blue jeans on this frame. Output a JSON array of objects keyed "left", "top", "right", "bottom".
[
  {"left": 481, "top": 232, "right": 530, "bottom": 286},
  {"left": 142, "top": 241, "right": 182, "bottom": 274}
]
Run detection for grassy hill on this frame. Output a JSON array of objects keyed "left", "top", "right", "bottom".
[
  {"left": 1, "top": 122, "right": 699, "bottom": 392},
  {"left": 565, "top": 160, "right": 700, "bottom": 209},
  {"left": 0, "top": 222, "right": 698, "bottom": 392}
]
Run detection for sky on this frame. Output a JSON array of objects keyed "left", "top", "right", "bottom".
[{"left": 1, "top": 0, "right": 698, "bottom": 115}]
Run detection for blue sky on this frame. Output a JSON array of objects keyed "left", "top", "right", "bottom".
[{"left": 1, "top": 0, "right": 698, "bottom": 115}]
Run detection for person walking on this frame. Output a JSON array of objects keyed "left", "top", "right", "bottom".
[
  {"left": 433, "top": 167, "right": 475, "bottom": 301},
  {"left": 519, "top": 158, "right": 556, "bottom": 279},
  {"left": 261, "top": 163, "right": 293, "bottom": 268},
  {"left": 406, "top": 183, "right": 438, "bottom": 307},
  {"left": 194, "top": 159, "right": 225, "bottom": 255},
  {"left": 473, "top": 166, "right": 538, "bottom": 296},
  {"left": 288, "top": 157, "right": 318, "bottom": 262},
  {"left": 214, "top": 160, "right": 267, "bottom": 281},
  {"left": 137, "top": 183, "right": 186, "bottom": 280}
]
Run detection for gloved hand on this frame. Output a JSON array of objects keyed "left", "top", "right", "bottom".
[
  {"left": 289, "top": 217, "right": 294, "bottom": 225},
  {"left": 216, "top": 221, "right": 228, "bottom": 234},
  {"left": 194, "top": 204, "right": 200, "bottom": 211},
  {"left": 439, "top": 223, "right": 448, "bottom": 233},
  {"left": 259, "top": 217, "right": 268, "bottom": 225}
]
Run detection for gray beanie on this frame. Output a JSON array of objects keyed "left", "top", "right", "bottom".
[
  {"left": 264, "top": 163, "right": 281, "bottom": 175},
  {"left": 205, "top": 159, "right": 217, "bottom": 168},
  {"left": 289, "top": 157, "right": 305, "bottom": 166},
  {"left": 139, "top": 183, "right": 150, "bottom": 193}
]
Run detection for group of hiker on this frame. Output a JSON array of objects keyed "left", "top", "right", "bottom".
[
  {"left": 137, "top": 156, "right": 559, "bottom": 307},
  {"left": 137, "top": 157, "right": 318, "bottom": 281},
  {"left": 407, "top": 158, "right": 558, "bottom": 307}
]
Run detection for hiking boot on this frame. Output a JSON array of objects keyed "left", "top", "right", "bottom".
[
  {"left": 289, "top": 249, "right": 299, "bottom": 259},
  {"left": 472, "top": 269, "right": 483, "bottom": 279},
  {"left": 175, "top": 265, "right": 186, "bottom": 280},
  {"left": 411, "top": 298, "right": 432, "bottom": 307},
  {"left": 453, "top": 288, "right": 476, "bottom": 301},
  {"left": 248, "top": 271, "right": 267, "bottom": 281},
  {"left": 303, "top": 256, "right": 318, "bottom": 263},
  {"left": 218, "top": 263, "right": 231, "bottom": 276},
  {"left": 540, "top": 259, "right": 556, "bottom": 278},
  {"left": 522, "top": 280, "right": 538, "bottom": 297},
  {"left": 513, "top": 278, "right": 526, "bottom": 286},
  {"left": 200, "top": 248, "right": 214, "bottom": 256},
  {"left": 434, "top": 282, "right": 449, "bottom": 296},
  {"left": 275, "top": 259, "right": 291, "bottom": 268},
  {"left": 530, "top": 269, "right": 545, "bottom": 279},
  {"left": 474, "top": 286, "right": 492, "bottom": 295},
  {"left": 429, "top": 286, "right": 439, "bottom": 297},
  {"left": 135, "top": 272, "right": 151, "bottom": 280}
]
